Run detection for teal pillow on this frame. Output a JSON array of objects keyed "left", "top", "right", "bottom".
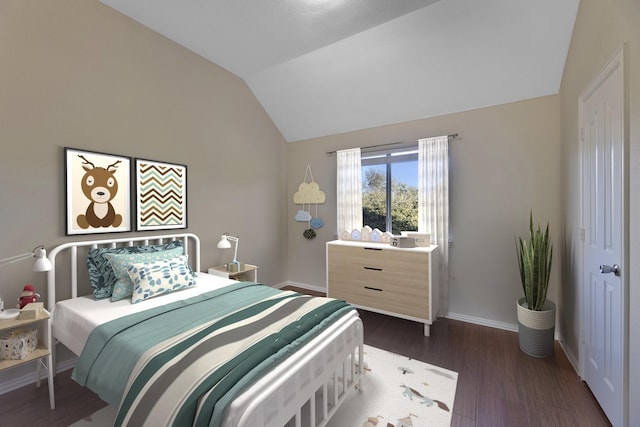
[
  {"left": 86, "top": 240, "right": 183, "bottom": 300},
  {"left": 105, "top": 247, "right": 185, "bottom": 302},
  {"left": 128, "top": 256, "right": 196, "bottom": 304}
]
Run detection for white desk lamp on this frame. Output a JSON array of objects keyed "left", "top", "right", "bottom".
[
  {"left": 0, "top": 246, "right": 52, "bottom": 273},
  {"left": 0, "top": 245, "right": 52, "bottom": 318},
  {"left": 217, "top": 234, "right": 239, "bottom": 263}
]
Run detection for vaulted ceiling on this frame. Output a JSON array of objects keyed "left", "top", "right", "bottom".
[{"left": 100, "top": 0, "right": 580, "bottom": 142}]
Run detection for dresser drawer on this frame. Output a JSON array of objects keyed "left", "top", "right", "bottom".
[
  {"left": 328, "top": 259, "right": 428, "bottom": 294},
  {"left": 328, "top": 244, "right": 428, "bottom": 274},
  {"left": 328, "top": 275, "right": 430, "bottom": 319}
]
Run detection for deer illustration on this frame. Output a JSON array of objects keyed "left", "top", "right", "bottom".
[{"left": 76, "top": 155, "right": 123, "bottom": 229}]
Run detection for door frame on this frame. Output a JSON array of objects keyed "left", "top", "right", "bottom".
[{"left": 577, "top": 44, "right": 629, "bottom": 426}]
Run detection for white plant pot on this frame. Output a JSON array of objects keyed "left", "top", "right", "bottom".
[{"left": 516, "top": 297, "right": 556, "bottom": 358}]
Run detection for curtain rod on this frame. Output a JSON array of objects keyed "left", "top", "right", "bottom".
[{"left": 325, "top": 133, "right": 458, "bottom": 156}]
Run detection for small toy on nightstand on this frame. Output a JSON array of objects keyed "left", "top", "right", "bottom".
[{"left": 17, "top": 284, "right": 39, "bottom": 309}]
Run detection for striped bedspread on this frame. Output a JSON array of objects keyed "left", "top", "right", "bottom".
[{"left": 71, "top": 282, "right": 353, "bottom": 427}]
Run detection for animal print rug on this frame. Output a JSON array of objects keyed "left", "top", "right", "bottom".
[
  {"left": 71, "top": 345, "right": 457, "bottom": 427},
  {"left": 326, "top": 344, "right": 458, "bottom": 427}
]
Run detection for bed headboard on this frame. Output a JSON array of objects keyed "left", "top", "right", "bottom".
[{"left": 46, "top": 233, "right": 200, "bottom": 312}]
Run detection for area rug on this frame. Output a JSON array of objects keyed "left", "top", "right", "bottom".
[
  {"left": 70, "top": 345, "right": 458, "bottom": 427},
  {"left": 326, "top": 345, "right": 458, "bottom": 427}
]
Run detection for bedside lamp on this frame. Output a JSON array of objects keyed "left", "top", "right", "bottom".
[
  {"left": 0, "top": 245, "right": 52, "bottom": 318},
  {"left": 217, "top": 234, "right": 239, "bottom": 262},
  {"left": 217, "top": 234, "right": 244, "bottom": 272},
  {"left": 0, "top": 245, "right": 52, "bottom": 273}
]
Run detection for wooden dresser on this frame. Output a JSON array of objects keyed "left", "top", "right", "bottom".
[{"left": 326, "top": 240, "right": 439, "bottom": 336}]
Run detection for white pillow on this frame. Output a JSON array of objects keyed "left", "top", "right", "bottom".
[{"left": 128, "top": 255, "right": 196, "bottom": 304}]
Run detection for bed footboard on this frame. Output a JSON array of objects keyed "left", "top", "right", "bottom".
[{"left": 229, "top": 312, "right": 363, "bottom": 427}]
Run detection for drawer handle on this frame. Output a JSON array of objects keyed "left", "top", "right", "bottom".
[
  {"left": 363, "top": 266, "right": 382, "bottom": 271},
  {"left": 364, "top": 286, "right": 383, "bottom": 292},
  {"left": 364, "top": 247, "right": 382, "bottom": 251}
]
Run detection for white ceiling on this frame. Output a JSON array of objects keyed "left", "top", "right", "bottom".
[{"left": 100, "top": 0, "right": 580, "bottom": 142}]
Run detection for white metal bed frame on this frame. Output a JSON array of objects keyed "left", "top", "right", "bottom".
[{"left": 46, "top": 233, "right": 363, "bottom": 426}]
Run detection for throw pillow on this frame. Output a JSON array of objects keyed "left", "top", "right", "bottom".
[
  {"left": 128, "top": 255, "right": 196, "bottom": 304},
  {"left": 105, "top": 247, "right": 185, "bottom": 302},
  {"left": 86, "top": 240, "right": 183, "bottom": 300}
]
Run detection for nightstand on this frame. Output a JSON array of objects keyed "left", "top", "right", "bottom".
[
  {"left": 0, "top": 309, "right": 55, "bottom": 409},
  {"left": 208, "top": 264, "right": 259, "bottom": 282}
]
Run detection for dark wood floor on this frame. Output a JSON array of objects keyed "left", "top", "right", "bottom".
[
  {"left": 0, "top": 288, "right": 611, "bottom": 427},
  {"left": 359, "top": 310, "right": 610, "bottom": 427}
]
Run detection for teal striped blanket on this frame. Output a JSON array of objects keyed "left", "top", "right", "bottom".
[{"left": 72, "top": 282, "right": 353, "bottom": 427}]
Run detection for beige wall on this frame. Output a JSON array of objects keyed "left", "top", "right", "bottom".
[
  {"left": 0, "top": 0, "right": 287, "bottom": 337},
  {"left": 287, "top": 95, "right": 562, "bottom": 328},
  {"left": 559, "top": 0, "right": 640, "bottom": 424},
  {"left": 3, "top": 1, "right": 638, "bottom": 422}
]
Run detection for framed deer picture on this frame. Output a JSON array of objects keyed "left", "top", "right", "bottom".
[
  {"left": 65, "top": 148, "right": 132, "bottom": 235},
  {"left": 134, "top": 158, "right": 187, "bottom": 231}
]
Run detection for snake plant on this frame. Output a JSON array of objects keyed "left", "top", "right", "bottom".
[{"left": 516, "top": 212, "right": 553, "bottom": 311}]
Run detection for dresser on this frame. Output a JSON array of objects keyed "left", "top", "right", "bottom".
[{"left": 326, "top": 240, "right": 439, "bottom": 336}]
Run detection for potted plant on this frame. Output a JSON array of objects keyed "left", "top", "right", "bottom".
[{"left": 515, "top": 211, "right": 555, "bottom": 357}]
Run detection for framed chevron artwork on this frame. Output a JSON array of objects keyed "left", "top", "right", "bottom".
[{"left": 134, "top": 158, "right": 187, "bottom": 231}]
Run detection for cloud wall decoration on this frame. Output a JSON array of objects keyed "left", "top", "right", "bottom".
[
  {"left": 293, "top": 181, "right": 326, "bottom": 204},
  {"left": 295, "top": 209, "right": 312, "bottom": 222}
]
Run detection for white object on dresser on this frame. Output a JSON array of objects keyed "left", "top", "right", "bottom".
[
  {"left": 326, "top": 239, "right": 439, "bottom": 336},
  {"left": 208, "top": 264, "right": 258, "bottom": 282}
]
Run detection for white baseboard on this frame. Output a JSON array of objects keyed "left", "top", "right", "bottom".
[
  {"left": 280, "top": 280, "right": 326, "bottom": 294},
  {"left": 271, "top": 281, "right": 289, "bottom": 290},
  {"left": 447, "top": 311, "right": 565, "bottom": 343},
  {"left": 283, "top": 281, "right": 524, "bottom": 333},
  {"left": 0, "top": 355, "right": 77, "bottom": 395},
  {"left": 285, "top": 282, "right": 568, "bottom": 343},
  {"left": 446, "top": 311, "right": 519, "bottom": 333},
  {"left": 559, "top": 339, "right": 580, "bottom": 376}
]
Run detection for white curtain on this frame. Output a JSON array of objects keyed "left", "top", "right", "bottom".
[
  {"left": 418, "top": 136, "right": 449, "bottom": 317},
  {"left": 336, "top": 148, "right": 362, "bottom": 235}
]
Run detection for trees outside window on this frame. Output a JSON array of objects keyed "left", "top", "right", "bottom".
[{"left": 362, "top": 148, "right": 418, "bottom": 235}]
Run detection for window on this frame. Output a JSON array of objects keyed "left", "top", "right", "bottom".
[{"left": 361, "top": 145, "right": 419, "bottom": 235}]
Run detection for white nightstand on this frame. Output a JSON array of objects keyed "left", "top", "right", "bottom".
[
  {"left": 0, "top": 309, "right": 55, "bottom": 409},
  {"left": 208, "top": 264, "right": 258, "bottom": 282}
]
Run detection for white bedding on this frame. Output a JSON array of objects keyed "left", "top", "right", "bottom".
[
  {"left": 52, "top": 272, "right": 237, "bottom": 355},
  {"left": 54, "top": 272, "right": 362, "bottom": 426}
]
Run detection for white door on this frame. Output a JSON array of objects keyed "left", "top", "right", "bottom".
[{"left": 580, "top": 48, "right": 626, "bottom": 427}]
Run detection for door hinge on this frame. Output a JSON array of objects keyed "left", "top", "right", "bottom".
[
  {"left": 580, "top": 127, "right": 585, "bottom": 142},
  {"left": 580, "top": 228, "right": 585, "bottom": 242}
]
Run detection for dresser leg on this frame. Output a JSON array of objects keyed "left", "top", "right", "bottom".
[{"left": 424, "top": 323, "right": 430, "bottom": 337}]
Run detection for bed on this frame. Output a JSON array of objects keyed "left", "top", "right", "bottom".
[{"left": 46, "top": 233, "right": 363, "bottom": 427}]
